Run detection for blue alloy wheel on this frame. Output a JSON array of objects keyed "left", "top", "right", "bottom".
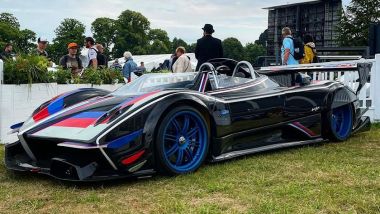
[
  {"left": 330, "top": 104, "right": 353, "bottom": 141},
  {"left": 160, "top": 108, "right": 208, "bottom": 173}
]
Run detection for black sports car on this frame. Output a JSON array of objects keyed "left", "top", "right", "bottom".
[{"left": 5, "top": 59, "right": 371, "bottom": 181}]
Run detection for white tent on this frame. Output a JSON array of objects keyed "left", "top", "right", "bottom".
[
  {"left": 80, "top": 48, "right": 198, "bottom": 72},
  {"left": 109, "top": 53, "right": 198, "bottom": 72}
]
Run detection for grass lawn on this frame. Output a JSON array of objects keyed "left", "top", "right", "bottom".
[{"left": 0, "top": 127, "right": 379, "bottom": 214}]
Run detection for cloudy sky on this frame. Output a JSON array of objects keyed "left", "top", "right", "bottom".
[{"left": 1, "top": 0, "right": 350, "bottom": 45}]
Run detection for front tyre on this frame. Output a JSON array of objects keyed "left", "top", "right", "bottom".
[
  {"left": 156, "top": 106, "right": 209, "bottom": 175},
  {"left": 327, "top": 104, "right": 353, "bottom": 141}
]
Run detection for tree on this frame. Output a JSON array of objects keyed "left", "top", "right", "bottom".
[
  {"left": 91, "top": 17, "right": 116, "bottom": 55},
  {"left": 222, "top": 37, "right": 245, "bottom": 60},
  {"left": 17, "top": 29, "right": 36, "bottom": 52},
  {"left": 0, "top": 12, "right": 20, "bottom": 29},
  {"left": 0, "top": 13, "right": 36, "bottom": 53},
  {"left": 171, "top": 37, "right": 188, "bottom": 52},
  {"left": 255, "top": 29, "right": 268, "bottom": 47},
  {"left": 149, "top": 39, "right": 170, "bottom": 54},
  {"left": 113, "top": 10, "right": 150, "bottom": 57},
  {"left": 147, "top": 29, "right": 171, "bottom": 54},
  {"left": 187, "top": 43, "right": 197, "bottom": 53},
  {"left": 49, "top": 18, "right": 86, "bottom": 63},
  {"left": 244, "top": 43, "right": 266, "bottom": 66},
  {"left": 337, "top": 0, "right": 380, "bottom": 46}
]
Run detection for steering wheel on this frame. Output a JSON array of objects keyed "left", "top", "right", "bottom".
[
  {"left": 215, "top": 65, "right": 230, "bottom": 74},
  {"left": 232, "top": 61, "right": 256, "bottom": 79}
]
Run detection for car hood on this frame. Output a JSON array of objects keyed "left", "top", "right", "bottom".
[{"left": 20, "top": 91, "right": 162, "bottom": 142}]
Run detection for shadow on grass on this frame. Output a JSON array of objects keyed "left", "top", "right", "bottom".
[{"left": 3, "top": 141, "right": 332, "bottom": 189}]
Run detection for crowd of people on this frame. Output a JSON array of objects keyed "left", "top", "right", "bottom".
[
  {"left": 0, "top": 24, "right": 319, "bottom": 83},
  {"left": 281, "top": 27, "right": 317, "bottom": 66}
]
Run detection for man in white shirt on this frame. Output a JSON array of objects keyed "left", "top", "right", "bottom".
[
  {"left": 172, "top": 46, "right": 192, "bottom": 73},
  {"left": 84, "top": 37, "right": 98, "bottom": 69}
]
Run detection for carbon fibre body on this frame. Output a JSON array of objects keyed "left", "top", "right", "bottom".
[{"left": 5, "top": 59, "right": 371, "bottom": 181}]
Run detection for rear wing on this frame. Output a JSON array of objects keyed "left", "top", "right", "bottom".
[{"left": 257, "top": 62, "right": 371, "bottom": 95}]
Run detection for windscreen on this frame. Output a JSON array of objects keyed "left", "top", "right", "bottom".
[{"left": 112, "top": 73, "right": 198, "bottom": 96}]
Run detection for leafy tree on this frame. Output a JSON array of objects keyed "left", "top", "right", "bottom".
[
  {"left": 0, "top": 12, "right": 20, "bottom": 29},
  {"left": 113, "top": 10, "right": 150, "bottom": 57},
  {"left": 187, "top": 43, "right": 197, "bottom": 53},
  {"left": 149, "top": 39, "right": 170, "bottom": 54},
  {"left": 255, "top": 29, "right": 268, "bottom": 47},
  {"left": 337, "top": 0, "right": 380, "bottom": 46},
  {"left": 49, "top": 18, "right": 86, "bottom": 63},
  {"left": 0, "top": 13, "right": 36, "bottom": 53},
  {"left": 91, "top": 17, "right": 116, "bottom": 55},
  {"left": 171, "top": 37, "right": 188, "bottom": 52},
  {"left": 148, "top": 29, "right": 171, "bottom": 49},
  {"left": 147, "top": 29, "right": 171, "bottom": 54},
  {"left": 244, "top": 43, "right": 266, "bottom": 66},
  {"left": 222, "top": 37, "right": 244, "bottom": 60},
  {"left": 17, "top": 29, "right": 36, "bottom": 52}
]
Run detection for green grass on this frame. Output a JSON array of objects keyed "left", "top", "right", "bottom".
[{"left": 0, "top": 127, "right": 379, "bottom": 214}]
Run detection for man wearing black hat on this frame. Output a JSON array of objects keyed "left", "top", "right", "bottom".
[{"left": 195, "top": 24, "right": 223, "bottom": 70}]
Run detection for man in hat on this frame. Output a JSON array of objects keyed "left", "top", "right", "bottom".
[
  {"left": 59, "top": 42, "right": 83, "bottom": 75},
  {"left": 195, "top": 24, "right": 223, "bottom": 70},
  {"left": 36, "top": 37, "right": 49, "bottom": 57}
]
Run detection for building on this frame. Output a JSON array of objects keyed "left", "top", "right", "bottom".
[{"left": 264, "top": 0, "right": 342, "bottom": 62}]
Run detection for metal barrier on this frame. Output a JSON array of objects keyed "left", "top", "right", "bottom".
[{"left": 259, "top": 54, "right": 380, "bottom": 121}]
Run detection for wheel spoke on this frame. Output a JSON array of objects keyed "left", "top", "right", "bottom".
[
  {"left": 187, "top": 127, "right": 199, "bottom": 138},
  {"left": 185, "top": 147, "right": 194, "bottom": 161},
  {"left": 182, "top": 116, "right": 190, "bottom": 133},
  {"left": 190, "top": 140, "right": 200, "bottom": 148},
  {"left": 166, "top": 144, "right": 179, "bottom": 157},
  {"left": 164, "top": 134, "right": 177, "bottom": 142},
  {"left": 172, "top": 119, "right": 181, "bottom": 132},
  {"left": 176, "top": 149, "right": 184, "bottom": 166}
]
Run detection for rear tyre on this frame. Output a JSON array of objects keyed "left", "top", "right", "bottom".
[
  {"left": 326, "top": 104, "right": 353, "bottom": 141},
  {"left": 155, "top": 106, "right": 209, "bottom": 175}
]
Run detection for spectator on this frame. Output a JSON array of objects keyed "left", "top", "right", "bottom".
[
  {"left": 36, "top": 37, "right": 49, "bottom": 57},
  {"left": 301, "top": 35, "right": 318, "bottom": 64},
  {"left": 0, "top": 43, "right": 13, "bottom": 60},
  {"left": 173, "top": 46, "right": 192, "bottom": 73},
  {"left": 96, "top": 44, "right": 108, "bottom": 68},
  {"left": 122, "top": 51, "right": 137, "bottom": 83},
  {"left": 59, "top": 42, "right": 83, "bottom": 75},
  {"left": 84, "top": 37, "right": 98, "bottom": 69},
  {"left": 136, "top": 62, "right": 146, "bottom": 73},
  {"left": 281, "top": 27, "right": 299, "bottom": 65},
  {"left": 169, "top": 53, "right": 177, "bottom": 71},
  {"left": 111, "top": 59, "right": 122, "bottom": 70},
  {"left": 195, "top": 24, "right": 223, "bottom": 70}
]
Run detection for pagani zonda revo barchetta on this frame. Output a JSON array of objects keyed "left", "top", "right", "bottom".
[{"left": 5, "top": 59, "right": 371, "bottom": 181}]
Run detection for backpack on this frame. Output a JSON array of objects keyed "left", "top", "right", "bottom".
[
  {"left": 307, "top": 45, "right": 319, "bottom": 63},
  {"left": 291, "top": 37, "right": 305, "bottom": 60}
]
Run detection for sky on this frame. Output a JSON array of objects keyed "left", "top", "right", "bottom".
[{"left": 1, "top": 0, "right": 350, "bottom": 45}]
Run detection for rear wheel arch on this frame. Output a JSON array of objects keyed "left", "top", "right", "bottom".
[{"left": 322, "top": 88, "right": 356, "bottom": 141}]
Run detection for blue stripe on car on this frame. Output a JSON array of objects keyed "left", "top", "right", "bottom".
[
  {"left": 72, "top": 111, "right": 106, "bottom": 119},
  {"left": 107, "top": 129, "right": 143, "bottom": 149}
]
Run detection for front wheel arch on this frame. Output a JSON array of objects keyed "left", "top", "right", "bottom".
[{"left": 154, "top": 105, "right": 210, "bottom": 174}]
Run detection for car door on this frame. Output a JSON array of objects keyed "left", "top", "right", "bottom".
[{"left": 209, "top": 76, "right": 286, "bottom": 152}]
